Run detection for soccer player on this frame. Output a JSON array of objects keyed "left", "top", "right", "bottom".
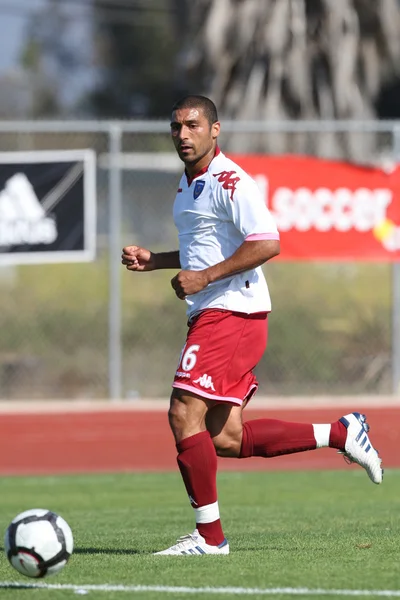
[{"left": 121, "top": 95, "right": 383, "bottom": 556}]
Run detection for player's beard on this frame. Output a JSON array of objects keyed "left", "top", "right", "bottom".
[{"left": 181, "top": 143, "right": 214, "bottom": 167}]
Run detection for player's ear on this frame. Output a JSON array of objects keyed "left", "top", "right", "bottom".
[{"left": 211, "top": 121, "right": 220, "bottom": 139}]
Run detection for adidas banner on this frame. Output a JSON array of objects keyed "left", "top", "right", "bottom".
[{"left": 0, "top": 149, "right": 96, "bottom": 265}]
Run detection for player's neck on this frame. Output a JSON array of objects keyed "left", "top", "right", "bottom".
[{"left": 185, "top": 145, "right": 219, "bottom": 181}]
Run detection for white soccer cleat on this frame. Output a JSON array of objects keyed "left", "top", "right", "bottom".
[
  {"left": 154, "top": 529, "right": 229, "bottom": 555},
  {"left": 338, "top": 412, "right": 383, "bottom": 484}
]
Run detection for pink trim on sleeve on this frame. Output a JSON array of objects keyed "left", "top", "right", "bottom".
[{"left": 245, "top": 233, "right": 280, "bottom": 241}]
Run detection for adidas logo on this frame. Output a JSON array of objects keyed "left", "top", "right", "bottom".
[
  {"left": 0, "top": 173, "right": 57, "bottom": 246},
  {"left": 193, "top": 374, "right": 215, "bottom": 391}
]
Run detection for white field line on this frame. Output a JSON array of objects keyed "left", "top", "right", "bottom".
[
  {"left": 1, "top": 582, "right": 400, "bottom": 596},
  {"left": 0, "top": 395, "right": 399, "bottom": 414}
]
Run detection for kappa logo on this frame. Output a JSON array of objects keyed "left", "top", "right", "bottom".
[
  {"left": 213, "top": 170, "right": 240, "bottom": 201},
  {"left": 0, "top": 173, "right": 57, "bottom": 246},
  {"left": 193, "top": 373, "right": 215, "bottom": 391},
  {"left": 175, "top": 370, "right": 190, "bottom": 379}
]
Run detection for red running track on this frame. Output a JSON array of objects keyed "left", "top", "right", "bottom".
[{"left": 0, "top": 405, "right": 398, "bottom": 475}]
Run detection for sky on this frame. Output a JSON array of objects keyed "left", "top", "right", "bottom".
[
  {"left": 0, "top": 0, "right": 95, "bottom": 111},
  {"left": 0, "top": 1, "right": 42, "bottom": 70}
]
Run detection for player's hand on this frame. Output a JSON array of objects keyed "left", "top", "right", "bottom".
[
  {"left": 171, "top": 270, "right": 209, "bottom": 300},
  {"left": 121, "top": 245, "right": 156, "bottom": 271}
]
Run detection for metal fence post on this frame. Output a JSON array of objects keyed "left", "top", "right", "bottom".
[
  {"left": 392, "top": 125, "right": 400, "bottom": 394},
  {"left": 108, "top": 124, "right": 123, "bottom": 400}
]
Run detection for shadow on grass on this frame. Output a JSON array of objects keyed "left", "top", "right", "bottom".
[
  {"left": 0, "top": 584, "right": 40, "bottom": 590},
  {"left": 74, "top": 547, "right": 141, "bottom": 555},
  {"left": 0, "top": 546, "right": 142, "bottom": 556}
]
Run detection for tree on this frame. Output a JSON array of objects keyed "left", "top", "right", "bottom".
[
  {"left": 19, "top": 0, "right": 87, "bottom": 117},
  {"left": 88, "top": 0, "right": 178, "bottom": 117},
  {"left": 172, "top": 0, "right": 400, "bottom": 158}
]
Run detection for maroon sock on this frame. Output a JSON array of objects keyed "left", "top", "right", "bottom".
[
  {"left": 329, "top": 420, "right": 347, "bottom": 450},
  {"left": 240, "top": 418, "right": 317, "bottom": 458},
  {"left": 177, "top": 431, "right": 225, "bottom": 546}
]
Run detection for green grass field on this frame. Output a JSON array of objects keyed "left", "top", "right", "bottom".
[{"left": 0, "top": 470, "right": 399, "bottom": 599}]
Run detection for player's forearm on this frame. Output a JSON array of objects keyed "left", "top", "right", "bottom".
[
  {"left": 153, "top": 251, "right": 181, "bottom": 270},
  {"left": 204, "top": 240, "right": 280, "bottom": 285}
]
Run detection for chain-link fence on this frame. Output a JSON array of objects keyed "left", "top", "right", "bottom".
[{"left": 0, "top": 120, "right": 399, "bottom": 400}]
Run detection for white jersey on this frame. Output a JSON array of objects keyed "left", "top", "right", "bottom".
[{"left": 173, "top": 148, "right": 279, "bottom": 317}]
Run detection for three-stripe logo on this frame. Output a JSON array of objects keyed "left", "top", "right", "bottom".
[{"left": 0, "top": 173, "right": 57, "bottom": 246}]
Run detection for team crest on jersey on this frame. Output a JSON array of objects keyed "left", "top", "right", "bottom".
[{"left": 193, "top": 180, "right": 205, "bottom": 199}]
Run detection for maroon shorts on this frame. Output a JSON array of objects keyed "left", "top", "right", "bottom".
[{"left": 172, "top": 309, "right": 268, "bottom": 405}]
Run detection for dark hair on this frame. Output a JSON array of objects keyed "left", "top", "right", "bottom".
[{"left": 172, "top": 95, "right": 218, "bottom": 126}]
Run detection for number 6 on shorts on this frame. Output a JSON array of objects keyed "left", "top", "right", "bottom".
[{"left": 180, "top": 344, "right": 200, "bottom": 372}]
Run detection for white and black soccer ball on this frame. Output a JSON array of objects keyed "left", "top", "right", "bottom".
[{"left": 4, "top": 508, "right": 73, "bottom": 578}]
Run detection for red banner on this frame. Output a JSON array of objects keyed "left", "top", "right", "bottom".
[{"left": 231, "top": 155, "right": 400, "bottom": 261}]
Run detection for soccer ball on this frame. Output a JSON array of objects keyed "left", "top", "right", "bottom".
[{"left": 4, "top": 508, "right": 73, "bottom": 578}]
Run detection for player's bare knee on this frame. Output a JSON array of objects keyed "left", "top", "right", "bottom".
[
  {"left": 168, "top": 390, "right": 209, "bottom": 442},
  {"left": 212, "top": 433, "right": 242, "bottom": 458},
  {"left": 168, "top": 393, "right": 187, "bottom": 431}
]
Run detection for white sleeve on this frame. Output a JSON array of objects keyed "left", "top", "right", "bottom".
[{"left": 219, "top": 174, "right": 279, "bottom": 240}]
